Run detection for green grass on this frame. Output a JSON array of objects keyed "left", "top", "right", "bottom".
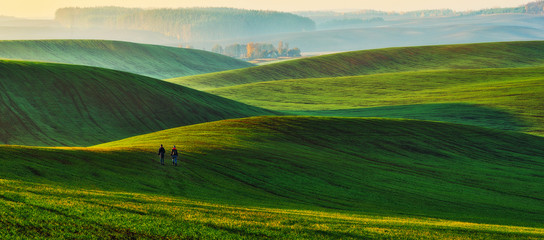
[
  {"left": 2, "top": 179, "right": 543, "bottom": 239},
  {"left": 168, "top": 41, "right": 544, "bottom": 90},
  {"left": 285, "top": 103, "right": 528, "bottom": 132},
  {"left": 0, "top": 60, "right": 276, "bottom": 146},
  {"left": 207, "top": 67, "right": 544, "bottom": 135},
  {"left": 3, "top": 40, "right": 544, "bottom": 238},
  {"left": 0, "top": 40, "right": 253, "bottom": 79},
  {"left": 1, "top": 116, "right": 544, "bottom": 238}
]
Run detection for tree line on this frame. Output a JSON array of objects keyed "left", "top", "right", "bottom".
[
  {"left": 211, "top": 41, "right": 301, "bottom": 59},
  {"left": 55, "top": 7, "right": 316, "bottom": 43},
  {"left": 300, "top": 0, "right": 544, "bottom": 25}
]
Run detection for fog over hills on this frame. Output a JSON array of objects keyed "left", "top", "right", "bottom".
[
  {"left": 0, "top": 40, "right": 253, "bottom": 79},
  {"left": 201, "top": 14, "right": 544, "bottom": 53},
  {"left": 1, "top": 3, "right": 543, "bottom": 53}
]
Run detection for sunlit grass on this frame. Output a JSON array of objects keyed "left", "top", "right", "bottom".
[
  {"left": 89, "top": 117, "right": 544, "bottom": 226},
  {"left": 2, "top": 116, "right": 544, "bottom": 238},
  {"left": 1, "top": 179, "right": 543, "bottom": 239}
]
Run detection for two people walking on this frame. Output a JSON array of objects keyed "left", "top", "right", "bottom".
[{"left": 157, "top": 144, "right": 179, "bottom": 166}]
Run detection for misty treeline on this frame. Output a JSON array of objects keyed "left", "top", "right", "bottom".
[
  {"left": 211, "top": 41, "right": 300, "bottom": 59},
  {"left": 467, "top": 0, "right": 544, "bottom": 15},
  {"left": 300, "top": 0, "right": 544, "bottom": 26},
  {"left": 55, "top": 7, "right": 315, "bottom": 43},
  {"left": 319, "top": 17, "right": 384, "bottom": 30},
  {"left": 522, "top": 1, "right": 544, "bottom": 14}
]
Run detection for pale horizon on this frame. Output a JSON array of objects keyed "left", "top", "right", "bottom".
[{"left": 1, "top": 0, "right": 536, "bottom": 19}]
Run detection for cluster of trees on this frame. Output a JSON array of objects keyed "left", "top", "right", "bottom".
[
  {"left": 462, "top": 1, "right": 543, "bottom": 15},
  {"left": 211, "top": 41, "right": 301, "bottom": 59},
  {"left": 524, "top": 1, "right": 544, "bottom": 14},
  {"left": 55, "top": 7, "right": 316, "bottom": 43}
]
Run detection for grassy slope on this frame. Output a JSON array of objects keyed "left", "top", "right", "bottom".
[
  {"left": 0, "top": 60, "right": 276, "bottom": 146},
  {"left": 2, "top": 179, "right": 543, "bottom": 239},
  {"left": 168, "top": 41, "right": 544, "bottom": 90},
  {"left": 0, "top": 40, "right": 253, "bottom": 79},
  {"left": 1, "top": 116, "right": 544, "bottom": 238},
  {"left": 208, "top": 67, "right": 544, "bottom": 135},
  {"left": 286, "top": 103, "right": 528, "bottom": 132}
]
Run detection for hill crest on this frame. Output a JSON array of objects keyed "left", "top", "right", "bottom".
[
  {"left": 76, "top": 116, "right": 544, "bottom": 226},
  {"left": 0, "top": 39, "right": 253, "bottom": 79},
  {"left": 0, "top": 60, "right": 275, "bottom": 146},
  {"left": 168, "top": 41, "right": 544, "bottom": 90}
]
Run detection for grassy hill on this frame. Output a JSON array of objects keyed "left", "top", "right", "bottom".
[
  {"left": 168, "top": 41, "right": 544, "bottom": 90},
  {"left": 1, "top": 116, "right": 544, "bottom": 238},
  {"left": 208, "top": 67, "right": 544, "bottom": 135},
  {"left": 0, "top": 60, "right": 276, "bottom": 146},
  {"left": 286, "top": 103, "right": 528, "bottom": 132},
  {"left": 0, "top": 40, "right": 253, "bottom": 79}
]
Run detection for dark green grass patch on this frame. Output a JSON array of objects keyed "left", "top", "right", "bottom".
[
  {"left": 0, "top": 40, "right": 253, "bottom": 79},
  {"left": 169, "top": 41, "right": 544, "bottom": 90},
  {"left": 0, "top": 60, "right": 276, "bottom": 146},
  {"left": 285, "top": 103, "right": 528, "bottom": 132}
]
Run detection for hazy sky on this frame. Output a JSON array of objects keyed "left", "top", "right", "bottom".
[{"left": 1, "top": 0, "right": 536, "bottom": 19}]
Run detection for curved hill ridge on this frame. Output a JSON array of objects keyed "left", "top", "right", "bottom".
[
  {"left": 12, "top": 116, "right": 543, "bottom": 226},
  {"left": 206, "top": 66, "right": 544, "bottom": 135},
  {"left": 0, "top": 60, "right": 276, "bottom": 146},
  {"left": 168, "top": 41, "right": 544, "bottom": 90},
  {"left": 0, "top": 40, "right": 253, "bottom": 79}
]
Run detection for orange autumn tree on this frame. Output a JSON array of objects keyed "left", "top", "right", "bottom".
[{"left": 246, "top": 42, "right": 257, "bottom": 59}]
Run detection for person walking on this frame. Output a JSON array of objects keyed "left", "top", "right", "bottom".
[
  {"left": 158, "top": 144, "right": 166, "bottom": 165},
  {"left": 171, "top": 145, "right": 178, "bottom": 166}
]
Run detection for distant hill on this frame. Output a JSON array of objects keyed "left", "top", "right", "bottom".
[
  {"left": 298, "top": 1, "right": 543, "bottom": 25},
  {"left": 168, "top": 41, "right": 544, "bottom": 90},
  {"left": 0, "top": 60, "right": 276, "bottom": 146},
  {"left": 0, "top": 40, "right": 253, "bottom": 79},
  {"left": 191, "top": 13, "right": 544, "bottom": 53},
  {"left": 55, "top": 7, "right": 315, "bottom": 43}
]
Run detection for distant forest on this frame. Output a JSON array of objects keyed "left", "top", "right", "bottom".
[
  {"left": 299, "top": 1, "right": 544, "bottom": 26},
  {"left": 523, "top": 1, "right": 544, "bottom": 14},
  {"left": 55, "top": 7, "right": 316, "bottom": 43},
  {"left": 211, "top": 41, "right": 301, "bottom": 59}
]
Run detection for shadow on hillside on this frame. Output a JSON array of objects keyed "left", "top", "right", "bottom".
[{"left": 284, "top": 103, "right": 528, "bottom": 132}]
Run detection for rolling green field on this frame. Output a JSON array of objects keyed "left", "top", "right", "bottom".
[
  {"left": 168, "top": 41, "right": 544, "bottom": 90},
  {"left": 286, "top": 103, "right": 528, "bottom": 132},
  {"left": 0, "top": 60, "right": 275, "bottom": 146},
  {"left": 2, "top": 180, "right": 544, "bottom": 239},
  {"left": 1, "top": 116, "right": 544, "bottom": 238},
  {"left": 0, "top": 40, "right": 253, "bottom": 79},
  {"left": 2, "top": 40, "right": 544, "bottom": 239},
  {"left": 208, "top": 67, "right": 544, "bottom": 135}
]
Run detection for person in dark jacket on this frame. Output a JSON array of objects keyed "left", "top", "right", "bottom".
[
  {"left": 158, "top": 144, "right": 166, "bottom": 165},
  {"left": 171, "top": 145, "right": 178, "bottom": 166}
]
